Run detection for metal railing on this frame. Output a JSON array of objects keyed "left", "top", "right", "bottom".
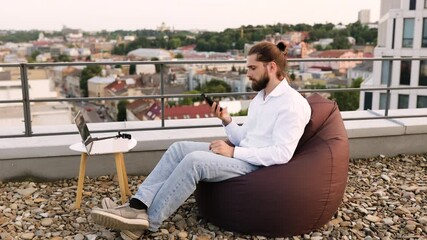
[{"left": 1, "top": 57, "right": 427, "bottom": 138}]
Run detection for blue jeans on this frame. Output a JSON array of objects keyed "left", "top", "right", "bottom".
[{"left": 132, "top": 141, "right": 259, "bottom": 231}]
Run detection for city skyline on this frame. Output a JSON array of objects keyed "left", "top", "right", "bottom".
[{"left": 1, "top": 0, "right": 380, "bottom": 32}]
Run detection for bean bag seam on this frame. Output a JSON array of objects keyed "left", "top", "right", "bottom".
[{"left": 311, "top": 137, "right": 334, "bottom": 228}]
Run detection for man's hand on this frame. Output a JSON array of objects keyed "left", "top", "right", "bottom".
[
  {"left": 211, "top": 102, "right": 232, "bottom": 126},
  {"left": 210, "top": 140, "right": 234, "bottom": 158}
]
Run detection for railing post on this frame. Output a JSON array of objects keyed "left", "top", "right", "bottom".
[
  {"left": 384, "top": 60, "right": 393, "bottom": 117},
  {"left": 385, "top": 88, "right": 391, "bottom": 117},
  {"left": 20, "top": 63, "right": 32, "bottom": 136},
  {"left": 160, "top": 63, "right": 165, "bottom": 127}
]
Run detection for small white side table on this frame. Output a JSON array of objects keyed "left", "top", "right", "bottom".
[{"left": 69, "top": 138, "right": 137, "bottom": 208}]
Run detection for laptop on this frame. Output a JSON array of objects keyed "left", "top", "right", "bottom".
[{"left": 74, "top": 111, "right": 130, "bottom": 155}]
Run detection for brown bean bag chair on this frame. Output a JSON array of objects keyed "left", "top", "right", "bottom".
[{"left": 194, "top": 93, "right": 349, "bottom": 237}]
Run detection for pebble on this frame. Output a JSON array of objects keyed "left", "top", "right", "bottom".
[
  {"left": 74, "top": 234, "right": 84, "bottom": 240},
  {"left": 20, "top": 233, "right": 35, "bottom": 240},
  {"left": 0, "top": 154, "right": 426, "bottom": 239},
  {"left": 365, "top": 215, "right": 381, "bottom": 223},
  {"left": 41, "top": 218, "right": 53, "bottom": 226}
]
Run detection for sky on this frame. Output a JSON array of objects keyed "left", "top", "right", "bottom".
[{"left": 1, "top": 0, "right": 380, "bottom": 32}]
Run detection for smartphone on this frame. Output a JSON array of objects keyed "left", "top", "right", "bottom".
[{"left": 201, "top": 93, "right": 223, "bottom": 111}]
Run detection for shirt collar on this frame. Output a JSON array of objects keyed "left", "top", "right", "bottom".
[{"left": 263, "top": 80, "right": 289, "bottom": 101}]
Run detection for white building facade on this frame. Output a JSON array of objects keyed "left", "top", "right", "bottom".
[
  {"left": 358, "top": 9, "right": 371, "bottom": 25},
  {"left": 360, "top": 0, "right": 427, "bottom": 110}
]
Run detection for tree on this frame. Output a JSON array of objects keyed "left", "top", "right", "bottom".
[
  {"left": 196, "top": 79, "right": 232, "bottom": 93},
  {"left": 168, "top": 37, "right": 182, "bottom": 49},
  {"left": 80, "top": 65, "right": 102, "bottom": 97},
  {"left": 179, "top": 90, "right": 201, "bottom": 106},
  {"left": 30, "top": 50, "right": 41, "bottom": 61},
  {"left": 117, "top": 100, "right": 129, "bottom": 121},
  {"left": 174, "top": 53, "right": 184, "bottom": 59},
  {"left": 112, "top": 43, "right": 126, "bottom": 55},
  {"left": 331, "top": 35, "right": 351, "bottom": 49},
  {"left": 55, "top": 54, "right": 72, "bottom": 62},
  {"left": 329, "top": 77, "right": 363, "bottom": 111},
  {"left": 290, "top": 71, "right": 296, "bottom": 81},
  {"left": 231, "top": 108, "right": 248, "bottom": 116},
  {"left": 129, "top": 64, "right": 136, "bottom": 74}
]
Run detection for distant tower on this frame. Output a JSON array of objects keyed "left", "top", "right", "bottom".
[{"left": 358, "top": 9, "right": 371, "bottom": 25}]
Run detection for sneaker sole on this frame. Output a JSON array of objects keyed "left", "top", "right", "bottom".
[
  {"left": 120, "top": 230, "right": 142, "bottom": 240},
  {"left": 91, "top": 208, "right": 149, "bottom": 231}
]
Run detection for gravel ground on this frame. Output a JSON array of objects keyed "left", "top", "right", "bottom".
[{"left": 1, "top": 153, "right": 426, "bottom": 240}]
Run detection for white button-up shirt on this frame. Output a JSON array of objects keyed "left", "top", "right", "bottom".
[{"left": 224, "top": 80, "right": 311, "bottom": 166}]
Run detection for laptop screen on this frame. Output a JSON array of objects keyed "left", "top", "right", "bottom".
[{"left": 74, "top": 111, "right": 91, "bottom": 144}]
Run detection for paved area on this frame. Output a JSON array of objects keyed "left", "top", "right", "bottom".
[{"left": 0, "top": 154, "right": 426, "bottom": 239}]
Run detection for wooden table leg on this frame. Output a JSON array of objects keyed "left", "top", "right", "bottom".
[
  {"left": 119, "top": 153, "right": 131, "bottom": 196},
  {"left": 114, "top": 153, "right": 127, "bottom": 204},
  {"left": 75, "top": 153, "right": 87, "bottom": 209}
]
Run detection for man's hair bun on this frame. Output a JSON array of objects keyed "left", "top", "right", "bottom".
[{"left": 276, "top": 42, "right": 286, "bottom": 52}]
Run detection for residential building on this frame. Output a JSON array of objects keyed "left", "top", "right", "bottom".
[
  {"left": 347, "top": 61, "right": 374, "bottom": 85},
  {"left": 127, "top": 48, "right": 172, "bottom": 61},
  {"left": 313, "top": 38, "right": 334, "bottom": 49},
  {"left": 304, "top": 50, "right": 363, "bottom": 74},
  {"left": 87, "top": 76, "right": 115, "bottom": 99},
  {"left": 104, "top": 79, "right": 130, "bottom": 120},
  {"left": 2, "top": 68, "right": 50, "bottom": 80},
  {"left": 0, "top": 78, "right": 71, "bottom": 128},
  {"left": 0, "top": 79, "right": 56, "bottom": 105},
  {"left": 126, "top": 99, "right": 159, "bottom": 121},
  {"left": 360, "top": 0, "right": 427, "bottom": 110}
]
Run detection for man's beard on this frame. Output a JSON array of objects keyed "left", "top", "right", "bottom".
[{"left": 251, "top": 71, "right": 269, "bottom": 91}]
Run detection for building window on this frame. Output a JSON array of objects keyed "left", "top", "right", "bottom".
[
  {"left": 381, "top": 60, "right": 392, "bottom": 85},
  {"left": 423, "top": 19, "right": 427, "bottom": 47},
  {"left": 417, "top": 95, "right": 427, "bottom": 108},
  {"left": 410, "top": 0, "right": 416, "bottom": 10},
  {"left": 398, "top": 94, "right": 409, "bottom": 109},
  {"left": 403, "top": 18, "right": 415, "bottom": 48},
  {"left": 425, "top": 0, "right": 427, "bottom": 8},
  {"left": 379, "top": 93, "right": 388, "bottom": 110},
  {"left": 364, "top": 92, "right": 372, "bottom": 110},
  {"left": 420, "top": 60, "right": 427, "bottom": 86},
  {"left": 400, "top": 60, "right": 411, "bottom": 85}
]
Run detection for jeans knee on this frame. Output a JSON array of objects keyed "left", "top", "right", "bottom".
[
  {"left": 169, "top": 141, "right": 191, "bottom": 151},
  {"left": 181, "top": 151, "right": 204, "bottom": 168}
]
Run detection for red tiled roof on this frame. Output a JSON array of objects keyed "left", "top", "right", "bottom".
[
  {"left": 127, "top": 99, "right": 154, "bottom": 111},
  {"left": 178, "top": 44, "right": 196, "bottom": 51},
  {"left": 105, "top": 80, "right": 127, "bottom": 95},
  {"left": 363, "top": 53, "right": 374, "bottom": 58},
  {"left": 128, "top": 100, "right": 215, "bottom": 120},
  {"left": 33, "top": 41, "right": 51, "bottom": 46},
  {"left": 164, "top": 104, "right": 214, "bottom": 119},
  {"left": 317, "top": 50, "right": 349, "bottom": 58}
]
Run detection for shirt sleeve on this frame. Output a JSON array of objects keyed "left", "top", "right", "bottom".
[
  {"left": 233, "top": 105, "right": 310, "bottom": 166},
  {"left": 224, "top": 120, "right": 247, "bottom": 146}
]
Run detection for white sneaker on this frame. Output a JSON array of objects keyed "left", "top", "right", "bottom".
[{"left": 97, "top": 197, "right": 146, "bottom": 238}]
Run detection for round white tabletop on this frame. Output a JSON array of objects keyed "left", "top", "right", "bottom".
[{"left": 69, "top": 138, "right": 137, "bottom": 154}]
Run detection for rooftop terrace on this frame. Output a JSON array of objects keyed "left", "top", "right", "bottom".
[{"left": 0, "top": 154, "right": 426, "bottom": 239}]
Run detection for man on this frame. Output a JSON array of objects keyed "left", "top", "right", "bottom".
[{"left": 91, "top": 41, "right": 311, "bottom": 238}]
